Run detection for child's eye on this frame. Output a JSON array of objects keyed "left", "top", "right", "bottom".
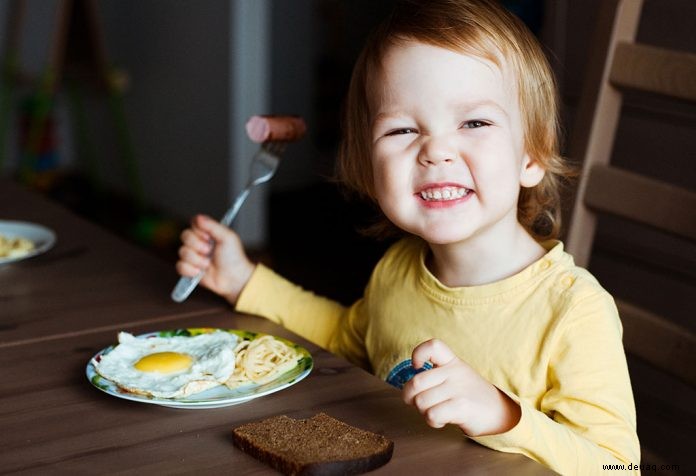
[
  {"left": 462, "top": 120, "right": 490, "bottom": 129},
  {"left": 385, "top": 128, "right": 417, "bottom": 136}
]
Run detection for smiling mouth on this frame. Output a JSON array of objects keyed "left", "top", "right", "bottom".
[{"left": 418, "top": 187, "right": 471, "bottom": 202}]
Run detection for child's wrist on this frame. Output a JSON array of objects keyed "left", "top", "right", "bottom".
[
  {"left": 483, "top": 389, "right": 521, "bottom": 436},
  {"left": 495, "top": 389, "right": 521, "bottom": 433},
  {"left": 462, "top": 388, "right": 521, "bottom": 437},
  {"left": 225, "top": 261, "right": 256, "bottom": 305}
]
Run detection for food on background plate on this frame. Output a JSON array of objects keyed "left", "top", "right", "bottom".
[
  {"left": 91, "top": 329, "right": 306, "bottom": 400},
  {"left": 232, "top": 413, "right": 394, "bottom": 475},
  {"left": 0, "top": 233, "right": 35, "bottom": 258}
]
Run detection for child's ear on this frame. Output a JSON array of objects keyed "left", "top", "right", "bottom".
[{"left": 519, "top": 153, "right": 546, "bottom": 188}]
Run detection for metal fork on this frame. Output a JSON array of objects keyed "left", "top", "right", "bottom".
[{"left": 170, "top": 142, "right": 286, "bottom": 303}]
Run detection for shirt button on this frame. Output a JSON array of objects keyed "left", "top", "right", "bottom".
[
  {"left": 539, "top": 260, "right": 551, "bottom": 270},
  {"left": 561, "top": 275, "right": 575, "bottom": 288}
]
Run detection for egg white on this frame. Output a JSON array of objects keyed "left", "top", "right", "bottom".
[{"left": 93, "top": 331, "right": 238, "bottom": 398}]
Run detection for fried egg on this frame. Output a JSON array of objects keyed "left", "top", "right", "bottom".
[{"left": 93, "top": 331, "right": 238, "bottom": 398}]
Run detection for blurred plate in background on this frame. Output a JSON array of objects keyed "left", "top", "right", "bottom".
[{"left": 0, "top": 220, "right": 56, "bottom": 265}]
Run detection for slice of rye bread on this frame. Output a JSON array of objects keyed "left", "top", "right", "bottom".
[{"left": 232, "top": 412, "right": 394, "bottom": 475}]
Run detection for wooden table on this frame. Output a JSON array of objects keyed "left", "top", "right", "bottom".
[
  {"left": 0, "top": 312, "right": 550, "bottom": 475},
  {"left": 0, "top": 180, "right": 551, "bottom": 474},
  {"left": 1, "top": 180, "right": 224, "bottom": 347}
]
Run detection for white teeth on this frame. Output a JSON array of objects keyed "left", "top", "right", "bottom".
[{"left": 419, "top": 187, "right": 469, "bottom": 201}]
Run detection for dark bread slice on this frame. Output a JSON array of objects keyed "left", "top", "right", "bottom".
[{"left": 232, "top": 412, "right": 394, "bottom": 475}]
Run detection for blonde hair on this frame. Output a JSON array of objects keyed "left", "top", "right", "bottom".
[{"left": 337, "top": 0, "right": 574, "bottom": 240}]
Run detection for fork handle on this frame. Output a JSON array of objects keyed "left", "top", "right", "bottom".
[
  {"left": 171, "top": 187, "right": 251, "bottom": 303},
  {"left": 171, "top": 273, "right": 204, "bottom": 302},
  {"left": 221, "top": 188, "right": 251, "bottom": 227}
]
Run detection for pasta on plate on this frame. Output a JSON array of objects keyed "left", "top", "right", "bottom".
[{"left": 226, "top": 335, "right": 302, "bottom": 388}]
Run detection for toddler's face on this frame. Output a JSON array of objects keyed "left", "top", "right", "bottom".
[{"left": 369, "top": 41, "right": 544, "bottom": 246}]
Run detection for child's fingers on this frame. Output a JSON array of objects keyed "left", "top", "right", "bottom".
[
  {"left": 403, "top": 365, "right": 444, "bottom": 402},
  {"left": 420, "top": 398, "right": 461, "bottom": 429},
  {"left": 180, "top": 229, "right": 212, "bottom": 254},
  {"left": 411, "top": 338, "right": 456, "bottom": 369},
  {"left": 403, "top": 372, "right": 448, "bottom": 407},
  {"left": 176, "top": 259, "right": 204, "bottom": 278},
  {"left": 194, "top": 214, "right": 236, "bottom": 244},
  {"left": 178, "top": 246, "right": 211, "bottom": 270}
]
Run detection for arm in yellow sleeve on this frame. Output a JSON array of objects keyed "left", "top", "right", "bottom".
[
  {"left": 235, "top": 264, "right": 371, "bottom": 369},
  {"left": 473, "top": 293, "right": 640, "bottom": 475}
]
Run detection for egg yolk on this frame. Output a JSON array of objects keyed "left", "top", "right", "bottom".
[{"left": 134, "top": 352, "right": 193, "bottom": 373}]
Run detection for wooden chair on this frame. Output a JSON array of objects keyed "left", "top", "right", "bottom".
[
  {"left": 565, "top": 1, "right": 696, "bottom": 466},
  {"left": 565, "top": 0, "right": 696, "bottom": 388}
]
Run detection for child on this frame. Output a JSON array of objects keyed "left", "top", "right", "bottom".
[{"left": 176, "top": 0, "right": 639, "bottom": 473}]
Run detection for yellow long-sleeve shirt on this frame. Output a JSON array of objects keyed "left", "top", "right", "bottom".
[{"left": 236, "top": 237, "right": 639, "bottom": 475}]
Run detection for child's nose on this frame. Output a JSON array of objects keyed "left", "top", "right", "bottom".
[{"left": 418, "top": 135, "right": 457, "bottom": 166}]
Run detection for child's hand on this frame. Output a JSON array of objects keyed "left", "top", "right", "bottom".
[
  {"left": 402, "top": 338, "right": 521, "bottom": 437},
  {"left": 176, "top": 214, "right": 255, "bottom": 304}
]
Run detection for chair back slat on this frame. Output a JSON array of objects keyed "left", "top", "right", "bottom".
[
  {"left": 566, "top": 0, "right": 695, "bottom": 391},
  {"left": 584, "top": 165, "right": 696, "bottom": 241},
  {"left": 617, "top": 299, "right": 696, "bottom": 387},
  {"left": 610, "top": 42, "right": 696, "bottom": 101}
]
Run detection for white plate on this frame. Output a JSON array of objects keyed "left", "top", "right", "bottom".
[
  {"left": 0, "top": 220, "right": 56, "bottom": 265},
  {"left": 86, "top": 328, "right": 313, "bottom": 409}
]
